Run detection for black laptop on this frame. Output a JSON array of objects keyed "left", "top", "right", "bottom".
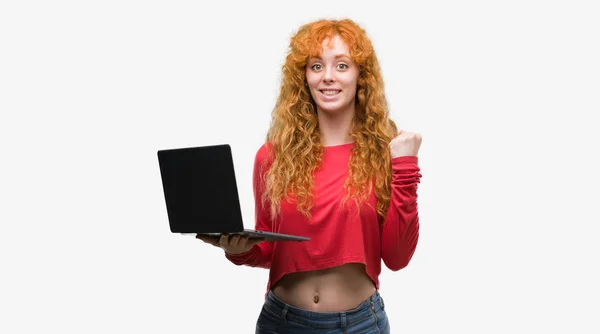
[{"left": 157, "top": 144, "right": 310, "bottom": 242}]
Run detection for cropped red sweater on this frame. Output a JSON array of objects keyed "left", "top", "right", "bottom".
[{"left": 225, "top": 142, "right": 421, "bottom": 293}]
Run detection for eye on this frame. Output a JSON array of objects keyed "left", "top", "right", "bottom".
[
  {"left": 337, "top": 63, "right": 349, "bottom": 70},
  {"left": 311, "top": 64, "right": 323, "bottom": 71}
]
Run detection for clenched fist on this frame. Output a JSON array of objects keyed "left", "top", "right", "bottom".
[{"left": 389, "top": 130, "right": 422, "bottom": 158}]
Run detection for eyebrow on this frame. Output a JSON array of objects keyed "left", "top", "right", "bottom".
[{"left": 310, "top": 54, "right": 351, "bottom": 60}]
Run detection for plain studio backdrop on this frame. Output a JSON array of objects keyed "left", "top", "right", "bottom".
[{"left": 1, "top": 0, "right": 599, "bottom": 333}]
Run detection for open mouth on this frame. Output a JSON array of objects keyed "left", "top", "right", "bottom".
[{"left": 319, "top": 90, "right": 341, "bottom": 96}]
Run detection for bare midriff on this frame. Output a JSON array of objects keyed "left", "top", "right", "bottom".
[{"left": 271, "top": 263, "right": 376, "bottom": 312}]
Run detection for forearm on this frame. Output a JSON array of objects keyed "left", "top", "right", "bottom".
[{"left": 381, "top": 156, "right": 421, "bottom": 271}]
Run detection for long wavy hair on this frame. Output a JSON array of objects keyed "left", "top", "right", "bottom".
[{"left": 264, "top": 18, "right": 398, "bottom": 222}]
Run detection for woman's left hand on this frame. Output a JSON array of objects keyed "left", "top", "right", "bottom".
[{"left": 389, "top": 130, "right": 422, "bottom": 158}]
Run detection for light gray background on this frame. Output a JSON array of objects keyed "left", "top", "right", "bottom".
[{"left": 1, "top": 0, "right": 599, "bottom": 333}]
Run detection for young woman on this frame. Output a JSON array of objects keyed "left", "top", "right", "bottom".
[{"left": 197, "top": 18, "right": 422, "bottom": 333}]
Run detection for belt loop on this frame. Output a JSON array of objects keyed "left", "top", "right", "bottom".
[
  {"left": 340, "top": 312, "right": 347, "bottom": 332},
  {"left": 370, "top": 296, "right": 376, "bottom": 312},
  {"left": 281, "top": 304, "right": 289, "bottom": 323}
]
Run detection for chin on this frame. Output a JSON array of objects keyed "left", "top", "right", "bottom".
[{"left": 317, "top": 102, "right": 352, "bottom": 114}]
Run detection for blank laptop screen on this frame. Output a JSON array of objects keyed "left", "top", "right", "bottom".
[{"left": 158, "top": 145, "right": 244, "bottom": 233}]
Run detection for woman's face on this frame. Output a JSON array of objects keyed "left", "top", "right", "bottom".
[{"left": 305, "top": 35, "right": 359, "bottom": 115}]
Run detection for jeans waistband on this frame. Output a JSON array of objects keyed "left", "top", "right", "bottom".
[{"left": 263, "top": 289, "right": 385, "bottom": 329}]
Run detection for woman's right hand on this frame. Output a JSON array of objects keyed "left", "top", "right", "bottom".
[{"left": 196, "top": 234, "right": 264, "bottom": 255}]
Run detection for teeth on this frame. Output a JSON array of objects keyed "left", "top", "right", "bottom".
[{"left": 322, "top": 90, "right": 340, "bottom": 95}]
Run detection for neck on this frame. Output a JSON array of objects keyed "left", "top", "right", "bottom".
[{"left": 317, "top": 104, "right": 355, "bottom": 147}]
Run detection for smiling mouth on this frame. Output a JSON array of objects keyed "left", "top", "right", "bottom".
[{"left": 319, "top": 90, "right": 341, "bottom": 96}]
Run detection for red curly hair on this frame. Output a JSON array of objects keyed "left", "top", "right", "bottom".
[{"left": 264, "top": 18, "right": 398, "bottom": 221}]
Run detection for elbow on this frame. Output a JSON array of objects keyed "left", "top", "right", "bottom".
[
  {"left": 383, "top": 248, "right": 416, "bottom": 271},
  {"left": 385, "top": 257, "right": 410, "bottom": 272}
]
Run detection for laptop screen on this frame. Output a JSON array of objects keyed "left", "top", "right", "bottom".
[{"left": 157, "top": 145, "right": 244, "bottom": 233}]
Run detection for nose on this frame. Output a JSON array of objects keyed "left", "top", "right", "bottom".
[{"left": 323, "top": 67, "right": 336, "bottom": 83}]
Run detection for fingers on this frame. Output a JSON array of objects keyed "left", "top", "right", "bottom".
[
  {"left": 219, "top": 234, "right": 246, "bottom": 247},
  {"left": 197, "top": 233, "right": 263, "bottom": 252},
  {"left": 196, "top": 234, "right": 220, "bottom": 246},
  {"left": 230, "top": 235, "right": 244, "bottom": 247}
]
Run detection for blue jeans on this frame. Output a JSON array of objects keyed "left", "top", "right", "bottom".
[{"left": 256, "top": 290, "right": 391, "bottom": 333}]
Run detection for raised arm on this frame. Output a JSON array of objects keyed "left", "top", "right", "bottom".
[
  {"left": 224, "top": 144, "right": 274, "bottom": 269},
  {"left": 380, "top": 155, "right": 421, "bottom": 271},
  {"left": 381, "top": 130, "right": 422, "bottom": 271}
]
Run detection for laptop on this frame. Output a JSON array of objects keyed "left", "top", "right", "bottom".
[{"left": 157, "top": 144, "right": 310, "bottom": 242}]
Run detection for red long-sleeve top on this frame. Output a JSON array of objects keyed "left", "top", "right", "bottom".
[{"left": 225, "top": 142, "right": 421, "bottom": 293}]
